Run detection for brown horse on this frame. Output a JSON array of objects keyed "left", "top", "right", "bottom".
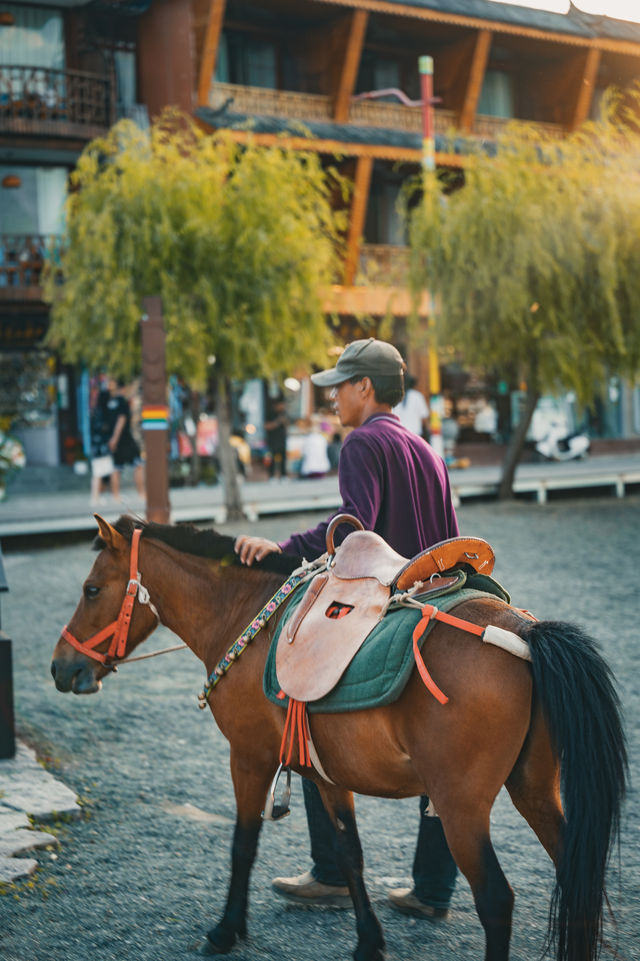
[{"left": 50, "top": 515, "right": 627, "bottom": 961}]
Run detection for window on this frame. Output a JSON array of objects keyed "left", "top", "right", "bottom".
[
  {"left": 0, "top": 166, "right": 67, "bottom": 235},
  {"left": 0, "top": 3, "right": 64, "bottom": 69},
  {"left": 114, "top": 50, "right": 136, "bottom": 115},
  {"left": 215, "top": 33, "right": 230, "bottom": 83},
  {"left": 477, "top": 70, "right": 514, "bottom": 118},
  {"left": 357, "top": 53, "right": 402, "bottom": 103},
  {"left": 224, "top": 33, "right": 277, "bottom": 88},
  {"left": 364, "top": 176, "right": 405, "bottom": 245}
]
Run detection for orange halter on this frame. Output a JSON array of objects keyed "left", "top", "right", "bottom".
[{"left": 61, "top": 528, "right": 158, "bottom": 666}]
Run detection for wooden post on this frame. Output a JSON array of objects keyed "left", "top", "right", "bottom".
[
  {"left": 458, "top": 30, "right": 492, "bottom": 133},
  {"left": 197, "top": 0, "right": 227, "bottom": 107},
  {"left": 333, "top": 10, "right": 369, "bottom": 123},
  {"left": 570, "top": 48, "right": 601, "bottom": 131},
  {"left": 0, "top": 541, "right": 14, "bottom": 760},
  {"left": 343, "top": 155, "right": 373, "bottom": 286},
  {"left": 141, "top": 297, "right": 171, "bottom": 523}
]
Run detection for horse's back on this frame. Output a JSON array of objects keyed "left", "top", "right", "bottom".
[{"left": 308, "top": 595, "right": 534, "bottom": 799}]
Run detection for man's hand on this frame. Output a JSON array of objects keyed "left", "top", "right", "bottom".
[{"left": 235, "top": 535, "right": 282, "bottom": 566}]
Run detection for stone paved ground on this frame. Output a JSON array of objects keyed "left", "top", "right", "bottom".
[
  {"left": 0, "top": 741, "right": 81, "bottom": 883},
  {"left": 0, "top": 496, "right": 638, "bottom": 961}
]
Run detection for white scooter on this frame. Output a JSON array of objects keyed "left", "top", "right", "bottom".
[{"left": 535, "top": 424, "right": 590, "bottom": 462}]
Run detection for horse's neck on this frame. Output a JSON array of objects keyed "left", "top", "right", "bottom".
[{"left": 145, "top": 541, "right": 283, "bottom": 668}]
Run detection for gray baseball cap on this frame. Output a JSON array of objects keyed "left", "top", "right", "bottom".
[{"left": 311, "top": 338, "right": 405, "bottom": 387}]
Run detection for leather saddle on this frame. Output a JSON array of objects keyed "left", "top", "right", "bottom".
[{"left": 275, "top": 514, "right": 494, "bottom": 703}]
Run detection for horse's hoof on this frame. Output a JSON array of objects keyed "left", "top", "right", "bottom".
[
  {"left": 353, "top": 947, "right": 386, "bottom": 961},
  {"left": 201, "top": 930, "right": 234, "bottom": 955},
  {"left": 200, "top": 938, "right": 228, "bottom": 956}
]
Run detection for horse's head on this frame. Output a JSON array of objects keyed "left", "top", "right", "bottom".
[{"left": 51, "top": 514, "right": 160, "bottom": 694}]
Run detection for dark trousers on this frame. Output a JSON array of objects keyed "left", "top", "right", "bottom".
[{"left": 303, "top": 779, "right": 458, "bottom": 908}]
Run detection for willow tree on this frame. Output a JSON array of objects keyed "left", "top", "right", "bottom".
[
  {"left": 408, "top": 93, "right": 640, "bottom": 497},
  {"left": 45, "top": 112, "right": 345, "bottom": 517}
]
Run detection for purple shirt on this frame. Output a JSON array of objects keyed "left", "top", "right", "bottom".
[{"left": 279, "top": 413, "right": 459, "bottom": 560}]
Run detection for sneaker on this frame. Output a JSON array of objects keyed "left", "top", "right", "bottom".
[
  {"left": 271, "top": 870, "right": 351, "bottom": 907},
  {"left": 388, "top": 888, "right": 449, "bottom": 921}
]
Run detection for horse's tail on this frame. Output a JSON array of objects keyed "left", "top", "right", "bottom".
[{"left": 522, "top": 619, "right": 628, "bottom": 961}]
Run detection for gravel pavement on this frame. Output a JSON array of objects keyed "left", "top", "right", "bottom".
[{"left": 0, "top": 496, "right": 638, "bottom": 961}]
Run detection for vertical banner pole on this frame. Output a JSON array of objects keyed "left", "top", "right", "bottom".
[
  {"left": 141, "top": 297, "right": 170, "bottom": 523},
  {"left": 419, "top": 55, "right": 445, "bottom": 459}
]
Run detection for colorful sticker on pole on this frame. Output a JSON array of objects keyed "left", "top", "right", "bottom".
[{"left": 142, "top": 405, "right": 169, "bottom": 431}]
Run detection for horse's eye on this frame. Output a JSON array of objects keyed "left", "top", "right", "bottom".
[{"left": 84, "top": 584, "right": 100, "bottom": 599}]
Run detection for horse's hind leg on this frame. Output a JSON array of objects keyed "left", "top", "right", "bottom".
[
  {"left": 505, "top": 705, "right": 563, "bottom": 866},
  {"left": 204, "top": 758, "right": 270, "bottom": 955},
  {"left": 317, "top": 783, "right": 385, "bottom": 961},
  {"left": 440, "top": 803, "right": 514, "bottom": 961}
]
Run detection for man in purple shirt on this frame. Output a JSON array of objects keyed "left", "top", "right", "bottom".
[{"left": 235, "top": 338, "right": 459, "bottom": 921}]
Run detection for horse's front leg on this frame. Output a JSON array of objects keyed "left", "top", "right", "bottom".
[
  {"left": 317, "top": 783, "right": 386, "bottom": 961},
  {"left": 203, "top": 757, "right": 270, "bottom": 955}
]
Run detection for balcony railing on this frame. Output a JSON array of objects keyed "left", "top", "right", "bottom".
[
  {"left": 209, "top": 82, "right": 563, "bottom": 142},
  {"left": 210, "top": 82, "right": 333, "bottom": 123},
  {"left": 0, "top": 66, "right": 114, "bottom": 136},
  {"left": 209, "top": 82, "right": 456, "bottom": 134},
  {"left": 0, "top": 235, "right": 63, "bottom": 298},
  {"left": 473, "top": 113, "right": 563, "bottom": 141},
  {"left": 358, "top": 244, "right": 411, "bottom": 285}
]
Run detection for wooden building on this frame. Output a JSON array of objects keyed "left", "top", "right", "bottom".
[
  {"left": 0, "top": 0, "right": 150, "bottom": 464},
  {"left": 153, "top": 0, "right": 640, "bottom": 433},
  {"left": 2, "top": 1, "right": 640, "bottom": 463}
]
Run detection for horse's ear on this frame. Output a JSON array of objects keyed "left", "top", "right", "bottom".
[{"left": 94, "top": 514, "right": 128, "bottom": 552}]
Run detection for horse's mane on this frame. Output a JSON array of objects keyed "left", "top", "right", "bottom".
[{"left": 93, "top": 514, "right": 302, "bottom": 575}]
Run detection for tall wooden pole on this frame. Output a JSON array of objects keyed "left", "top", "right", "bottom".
[
  {"left": 419, "top": 55, "right": 444, "bottom": 459},
  {"left": 141, "top": 297, "right": 170, "bottom": 523}
]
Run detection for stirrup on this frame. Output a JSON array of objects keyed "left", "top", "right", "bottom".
[{"left": 262, "top": 763, "right": 291, "bottom": 821}]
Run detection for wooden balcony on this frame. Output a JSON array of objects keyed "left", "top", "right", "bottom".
[
  {"left": 358, "top": 245, "right": 411, "bottom": 286},
  {"left": 0, "top": 235, "right": 62, "bottom": 302},
  {"left": 0, "top": 66, "right": 114, "bottom": 140},
  {"left": 208, "top": 82, "right": 563, "bottom": 142}
]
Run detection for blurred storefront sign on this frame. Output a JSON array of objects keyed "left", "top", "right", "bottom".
[{"left": 0, "top": 312, "right": 48, "bottom": 350}]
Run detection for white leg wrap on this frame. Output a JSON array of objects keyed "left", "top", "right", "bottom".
[{"left": 482, "top": 624, "right": 532, "bottom": 662}]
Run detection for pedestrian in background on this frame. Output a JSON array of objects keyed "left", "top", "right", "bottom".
[
  {"left": 89, "top": 388, "right": 112, "bottom": 506},
  {"left": 264, "top": 385, "right": 288, "bottom": 481},
  {"left": 393, "top": 374, "right": 430, "bottom": 440},
  {"left": 105, "top": 378, "right": 145, "bottom": 502},
  {"left": 299, "top": 416, "right": 330, "bottom": 479}
]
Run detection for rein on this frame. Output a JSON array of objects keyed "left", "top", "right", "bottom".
[{"left": 61, "top": 528, "right": 160, "bottom": 667}]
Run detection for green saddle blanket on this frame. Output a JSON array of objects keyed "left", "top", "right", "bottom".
[{"left": 263, "top": 572, "right": 509, "bottom": 714}]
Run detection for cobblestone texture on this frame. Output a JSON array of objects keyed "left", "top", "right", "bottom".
[{"left": 0, "top": 497, "right": 638, "bottom": 961}]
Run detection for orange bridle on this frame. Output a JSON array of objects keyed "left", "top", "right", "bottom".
[{"left": 61, "top": 528, "right": 159, "bottom": 666}]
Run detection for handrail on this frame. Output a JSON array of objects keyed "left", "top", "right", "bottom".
[
  {"left": 359, "top": 244, "right": 410, "bottom": 284},
  {"left": 0, "top": 64, "right": 113, "bottom": 128},
  {"left": 208, "top": 81, "right": 564, "bottom": 140},
  {"left": 0, "top": 234, "right": 63, "bottom": 290}
]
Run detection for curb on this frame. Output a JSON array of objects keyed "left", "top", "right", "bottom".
[{"left": 0, "top": 741, "right": 81, "bottom": 884}]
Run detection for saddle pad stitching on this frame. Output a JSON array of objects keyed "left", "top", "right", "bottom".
[{"left": 264, "top": 586, "right": 512, "bottom": 714}]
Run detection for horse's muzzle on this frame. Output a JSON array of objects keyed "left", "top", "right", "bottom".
[{"left": 50, "top": 655, "right": 102, "bottom": 694}]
